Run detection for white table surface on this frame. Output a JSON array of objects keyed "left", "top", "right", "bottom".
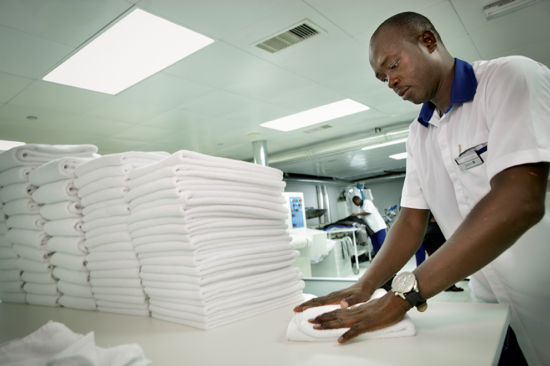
[{"left": 0, "top": 301, "right": 509, "bottom": 366}]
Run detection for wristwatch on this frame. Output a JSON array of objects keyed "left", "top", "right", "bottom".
[{"left": 391, "top": 271, "right": 427, "bottom": 312}]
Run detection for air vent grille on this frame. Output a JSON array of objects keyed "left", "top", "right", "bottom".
[
  {"left": 302, "top": 125, "right": 333, "bottom": 134},
  {"left": 254, "top": 20, "right": 325, "bottom": 54}
]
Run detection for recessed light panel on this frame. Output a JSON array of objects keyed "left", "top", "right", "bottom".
[
  {"left": 260, "top": 99, "right": 369, "bottom": 132},
  {"left": 362, "top": 138, "right": 407, "bottom": 151},
  {"left": 389, "top": 152, "right": 407, "bottom": 160},
  {"left": 43, "top": 9, "right": 214, "bottom": 95}
]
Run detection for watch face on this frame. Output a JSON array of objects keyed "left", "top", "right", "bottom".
[{"left": 392, "top": 272, "right": 415, "bottom": 293}]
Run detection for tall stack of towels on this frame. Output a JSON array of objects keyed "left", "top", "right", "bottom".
[
  {"left": 74, "top": 152, "right": 169, "bottom": 316},
  {"left": 29, "top": 157, "right": 96, "bottom": 310},
  {"left": 125, "top": 150, "right": 304, "bottom": 329},
  {"left": 0, "top": 144, "right": 98, "bottom": 305}
]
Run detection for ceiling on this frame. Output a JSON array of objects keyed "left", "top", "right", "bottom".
[{"left": 1, "top": 0, "right": 549, "bottom": 180}]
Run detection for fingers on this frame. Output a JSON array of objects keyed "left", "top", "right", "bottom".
[
  {"left": 340, "top": 293, "right": 366, "bottom": 309},
  {"left": 293, "top": 295, "right": 342, "bottom": 312}
]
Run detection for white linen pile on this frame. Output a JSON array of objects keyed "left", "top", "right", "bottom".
[
  {"left": 126, "top": 150, "right": 305, "bottom": 329},
  {"left": 0, "top": 144, "right": 98, "bottom": 306},
  {"left": 74, "top": 152, "right": 169, "bottom": 317},
  {"left": 30, "top": 157, "right": 97, "bottom": 311}
]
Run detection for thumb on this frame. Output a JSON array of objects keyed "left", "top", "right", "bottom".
[{"left": 340, "top": 294, "right": 363, "bottom": 308}]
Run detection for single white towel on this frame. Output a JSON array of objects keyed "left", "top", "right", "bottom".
[
  {"left": 0, "top": 280, "right": 25, "bottom": 292},
  {"left": 40, "top": 201, "right": 83, "bottom": 220},
  {"left": 50, "top": 252, "right": 87, "bottom": 272},
  {"left": 82, "top": 215, "right": 128, "bottom": 232},
  {"left": 21, "top": 271, "right": 57, "bottom": 284},
  {"left": 3, "top": 198, "right": 41, "bottom": 216},
  {"left": 84, "top": 223, "right": 128, "bottom": 239},
  {"left": 12, "top": 244, "right": 52, "bottom": 262},
  {"left": 28, "top": 157, "right": 92, "bottom": 186},
  {"left": 57, "top": 280, "right": 94, "bottom": 298},
  {"left": 58, "top": 295, "right": 97, "bottom": 311},
  {"left": 53, "top": 267, "right": 90, "bottom": 286},
  {"left": 90, "top": 278, "right": 143, "bottom": 288},
  {"left": 0, "top": 258, "right": 19, "bottom": 270},
  {"left": 89, "top": 268, "right": 140, "bottom": 279},
  {"left": 81, "top": 198, "right": 125, "bottom": 216},
  {"left": 0, "top": 144, "right": 97, "bottom": 172},
  {"left": 97, "top": 306, "right": 150, "bottom": 317},
  {"left": 287, "top": 289, "right": 416, "bottom": 342},
  {"left": 0, "top": 182, "right": 38, "bottom": 203},
  {"left": 0, "top": 247, "right": 18, "bottom": 259},
  {"left": 93, "top": 293, "right": 147, "bottom": 304},
  {"left": 85, "top": 232, "right": 132, "bottom": 249},
  {"left": 77, "top": 175, "right": 130, "bottom": 198},
  {"left": 127, "top": 217, "right": 187, "bottom": 232},
  {"left": 6, "top": 214, "right": 46, "bottom": 230},
  {"left": 46, "top": 236, "right": 87, "bottom": 255},
  {"left": 87, "top": 241, "right": 134, "bottom": 253},
  {"left": 86, "top": 251, "right": 137, "bottom": 262},
  {"left": 0, "top": 292, "right": 26, "bottom": 303},
  {"left": 74, "top": 151, "right": 168, "bottom": 177},
  {"left": 82, "top": 203, "right": 130, "bottom": 222},
  {"left": 75, "top": 164, "right": 134, "bottom": 189},
  {"left": 32, "top": 179, "right": 78, "bottom": 204},
  {"left": 24, "top": 282, "right": 60, "bottom": 296},
  {"left": 0, "top": 165, "right": 37, "bottom": 186},
  {"left": 96, "top": 300, "right": 148, "bottom": 310},
  {"left": 5, "top": 228, "right": 50, "bottom": 248},
  {"left": 86, "top": 259, "right": 140, "bottom": 271},
  {"left": 92, "top": 286, "right": 145, "bottom": 297},
  {"left": 43, "top": 218, "right": 85, "bottom": 237},
  {"left": 17, "top": 257, "right": 53, "bottom": 273},
  {"left": 0, "top": 269, "right": 22, "bottom": 281},
  {"left": 80, "top": 187, "right": 129, "bottom": 207},
  {"left": 26, "top": 293, "right": 60, "bottom": 307}
]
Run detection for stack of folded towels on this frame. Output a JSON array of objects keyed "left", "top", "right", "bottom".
[
  {"left": 125, "top": 150, "right": 305, "bottom": 329},
  {"left": 74, "top": 152, "right": 169, "bottom": 316},
  {"left": 29, "top": 157, "right": 97, "bottom": 310},
  {"left": 0, "top": 144, "right": 98, "bottom": 305}
]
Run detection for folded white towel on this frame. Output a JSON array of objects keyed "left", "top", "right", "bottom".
[
  {"left": 82, "top": 215, "right": 129, "bottom": 232},
  {"left": 58, "top": 295, "right": 97, "bottom": 311},
  {"left": 43, "top": 218, "right": 85, "bottom": 236},
  {"left": 127, "top": 217, "right": 187, "bottom": 232},
  {"left": 81, "top": 187, "right": 129, "bottom": 207},
  {"left": 40, "top": 201, "right": 83, "bottom": 220},
  {"left": 3, "top": 198, "right": 42, "bottom": 215},
  {"left": 0, "top": 269, "right": 22, "bottom": 281},
  {"left": 96, "top": 300, "right": 148, "bottom": 310},
  {"left": 46, "top": 236, "right": 87, "bottom": 255},
  {"left": 82, "top": 203, "right": 130, "bottom": 222},
  {"left": 86, "top": 259, "right": 140, "bottom": 271},
  {"left": 130, "top": 149, "right": 282, "bottom": 180},
  {"left": 0, "top": 165, "right": 37, "bottom": 185},
  {"left": 12, "top": 244, "right": 52, "bottom": 262},
  {"left": 90, "top": 277, "right": 143, "bottom": 288},
  {"left": 53, "top": 267, "right": 90, "bottom": 286},
  {"left": 89, "top": 268, "right": 140, "bottom": 279},
  {"left": 17, "top": 257, "right": 53, "bottom": 273},
  {"left": 75, "top": 164, "right": 134, "bottom": 189},
  {"left": 0, "top": 233, "right": 11, "bottom": 245},
  {"left": 0, "top": 182, "right": 38, "bottom": 203},
  {"left": 0, "top": 291, "right": 26, "bottom": 303},
  {"left": 287, "top": 289, "right": 416, "bottom": 342},
  {"left": 87, "top": 241, "right": 134, "bottom": 253},
  {"left": 0, "top": 246, "right": 18, "bottom": 259},
  {"left": 32, "top": 179, "right": 78, "bottom": 204},
  {"left": 87, "top": 251, "right": 137, "bottom": 262},
  {"left": 0, "top": 258, "right": 19, "bottom": 270},
  {"left": 0, "top": 280, "right": 25, "bottom": 292},
  {"left": 5, "top": 228, "right": 50, "bottom": 248},
  {"left": 57, "top": 280, "right": 94, "bottom": 298},
  {"left": 0, "top": 144, "right": 97, "bottom": 172},
  {"left": 6, "top": 214, "right": 46, "bottom": 230},
  {"left": 74, "top": 151, "right": 168, "bottom": 177},
  {"left": 21, "top": 271, "right": 57, "bottom": 284},
  {"left": 84, "top": 223, "right": 128, "bottom": 240},
  {"left": 0, "top": 223, "right": 7, "bottom": 235},
  {"left": 24, "top": 282, "right": 60, "bottom": 295},
  {"left": 29, "top": 157, "right": 92, "bottom": 186},
  {"left": 92, "top": 286, "right": 145, "bottom": 297},
  {"left": 50, "top": 252, "right": 87, "bottom": 272},
  {"left": 93, "top": 293, "right": 148, "bottom": 304},
  {"left": 81, "top": 198, "right": 125, "bottom": 216},
  {"left": 85, "top": 232, "right": 132, "bottom": 249},
  {"left": 77, "top": 175, "right": 130, "bottom": 198},
  {"left": 26, "top": 293, "right": 60, "bottom": 307},
  {"left": 97, "top": 306, "right": 150, "bottom": 317}
]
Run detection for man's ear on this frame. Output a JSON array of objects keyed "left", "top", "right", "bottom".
[{"left": 419, "top": 30, "right": 437, "bottom": 53}]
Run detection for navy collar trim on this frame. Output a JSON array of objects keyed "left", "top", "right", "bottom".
[{"left": 417, "top": 58, "right": 477, "bottom": 127}]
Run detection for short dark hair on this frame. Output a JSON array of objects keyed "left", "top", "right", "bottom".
[
  {"left": 371, "top": 12, "right": 444, "bottom": 47},
  {"left": 352, "top": 196, "right": 362, "bottom": 202}
]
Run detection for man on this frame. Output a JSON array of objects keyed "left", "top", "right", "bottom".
[
  {"left": 351, "top": 193, "right": 387, "bottom": 254},
  {"left": 294, "top": 12, "right": 549, "bottom": 365}
]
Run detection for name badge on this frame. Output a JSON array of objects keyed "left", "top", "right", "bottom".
[{"left": 455, "top": 143, "right": 487, "bottom": 171}]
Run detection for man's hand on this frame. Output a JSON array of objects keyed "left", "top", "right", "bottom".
[
  {"left": 308, "top": 291, "right": 411, "bottom": 343},
  {"left": 294, "top": 282, "right": 373, "bottom": 313}
]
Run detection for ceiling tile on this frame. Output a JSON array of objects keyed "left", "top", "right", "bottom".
[
  {"left": 0, "top": 104, "right": 78, "bottom": 130},
  {"left": 223, "top": 103, "right": 295, "bottom": 126},
  {"left": 264, "top": 85, "right": 347, "bottom": 113},
  {"left": 489, "top": 39, "right": 550, "bottom": 67},
  {"left": 354, "top": 86, "right": 397, "bottom": 108},
  {"left": 141, "top": 109, "right": 218, "bottom": 132},
  {"left": 416, "top": 1, "right": 468, "bottom": 43},
  {"left": 26, "top": 131, "right": 103, "bottom": 146},
  {"left": 93, "top": 138, "right": 152, "bottom": 154},
  {"left": 58, "top": 116, "right": 135, "bottom": 138},
  {"left": 110, "top": 125, "right": 175, "bottom": 142},
  {"left": 9, "top": 80, "right": 111, "bottom": 114},
  {"left": 178, "top": 90, "right": 261, "bottom": 118},
  {"left": 0, "top": 25, "right": 74, "bottom": 78},
  {"left": 332, "top": 108, "right": 389, "bottom": 128},
  {"left": 445, "top": 35, "right": 482, "bottom": 63},
  {"left": 375, "top": 101, "right": 421, "bottom": 118},
  {"left": 322, "top": 69, "right": 385, "bottom": 97},
  {"left": 0, "top": 72, "right": 34, "bottom": 104},
  {"left": 85, "top": 96, "right": 171, "bottom": 124},
  {"left": 0, "top": 124, "right": 48, "bottom": 144}
]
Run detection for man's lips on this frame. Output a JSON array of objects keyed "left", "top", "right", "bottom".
[{"left": 400, "top": 87, "right": 411, "bottom": 100}]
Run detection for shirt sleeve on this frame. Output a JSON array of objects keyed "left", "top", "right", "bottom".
[
  {"left": 362, "top": 200, "right": 375, "bottom": 214},
  {"left": 484, "top": 57, "right": 550, "bottom": 181},
  {"left": 401, "top": 130, "right": 430, "bottom": 209}
]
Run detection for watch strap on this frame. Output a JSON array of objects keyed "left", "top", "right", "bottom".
[{"left": 405, "top": 290, "right": 427, "bottom": 311}]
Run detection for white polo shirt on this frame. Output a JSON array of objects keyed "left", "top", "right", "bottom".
[
  {"left": 360, "top": 199, "right": 387, "bottom": 233},
  {"left": 401, "top": 57, "right": 550, "bottom": 365}
]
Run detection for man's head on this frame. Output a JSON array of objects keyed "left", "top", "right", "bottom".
[
  {"left": 369, "top": 12, "right": 453, "bottom": 106},
  {"left": 352, "top": 196, "right": 362, "bottom": 207}
]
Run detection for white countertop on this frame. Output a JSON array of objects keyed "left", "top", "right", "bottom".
[{"left": 0, "top": 301, "right": 509, "bottom": 366}]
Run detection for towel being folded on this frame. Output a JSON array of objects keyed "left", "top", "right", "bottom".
[
  {"left": 43, "top": 218, "right": 84, "bottom": 237},
  {"left": 24, "top": 282, "right": 60, "bottom": 296},
  {"left": 57, "top": 280, "right": 94, "bottom": 298},
  {"left": 86, "top": 259, "right": 140, "bottom": 271},
  {"left": 17, "top": 257, "right": 53, "bottom": 273},
  {"left": 53, "top": 267, "right": 90, "bottom": 286},
  {"left": 29, "top": 157, "right": 92, "bottom": 186},
  {"left": 0, "top": 182, "right": 38, "bottom": 203},
  {"left": 12, "top": 244, "right": 52, "bottom": 262},
  {"left": 287, "top": 289, "right": 416, "bottom": 342},
  {"left": 50, "top": 252, "right": 87, "bottom": 272},
  {"left": 0, "top": 166, "right": 37, "bottom": 185},
  {"left": 82, "top": 203, "right": 130, "bottom": 222},
  {"left": 81, "top": 198, "right": 125, "bottom": 216},
  {"left": 90, "top": 277, "right": 143, "bottom": 288},
  {"left": 58, "top": 295, "right": 97, "bottom": 311},
  {"left": 40, "top": 201, "right": 83, "bottom": 220},
  {"left": 96, "top": 300, "right": 148, "bottom": 310},
  {"left": 80, "top": 187, "right": 129, "bottom": 207},
  {"left": 6, "top": 214, "right": 46, "bottom": 230},
  {"left": 0, "top": 144, "right": 97, "bottom": 172},
  {"left": 46, "top": 236, "right": 87, "bottom": 255},
  {"left": 3, "top": 198, "right": 42, "bottom": 216},
  {"left": 5, "top": 228, "right": 50, "bottom": 248},
  {"left": 0, "top": 292, "right": 26, "bottom": 303},
  {"left": 77, "top": 175, "right": 130, "bottom": 198},
  {"left": 98, "top": 306, "right": 150, "bottom": 317},
  {"left": 82, "top": 215, "right": 129, "bottom": 232},
  {"left": 31, "top": 179, "right": 78, "bottom": 204},
  {"left": 87, "top": 241, "right": 134, "bottom": 253},
  {"left": 21, "top": 271, "right": 57, "bottom": 284},
  {"left": 85, "top": 232, "right": 132, "bottom": 249},
  {"left": 26, "top": 293, "right": 60, "bottom": 307}
]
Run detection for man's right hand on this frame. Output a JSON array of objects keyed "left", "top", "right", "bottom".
[{"left": 293, "top": 282, "right": 373, "bottom": 312}]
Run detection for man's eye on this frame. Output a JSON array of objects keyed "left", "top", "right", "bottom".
[{"left": 389, "top": 60, "right": 399, "bottom": 70}]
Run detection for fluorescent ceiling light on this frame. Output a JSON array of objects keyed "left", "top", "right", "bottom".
[
  {"left": 43, "top": 9, "right": 214, "bottom": 95},
  {"left": 362, "top": 138, "right": 407, "bottom": 151},
  {"left": 389, "top": 152, "right": 407, "bottom": 160},
  {"left": 483, "top": 0, "right": 540, "bottom": 19},
  {"left": 260, "top": 99, "right": 369, "bottom": 132},
  {"left": 0, "top": 140, "right": 25, "bottom": 150}
]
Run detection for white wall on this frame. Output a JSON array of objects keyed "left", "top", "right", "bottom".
[{"left": 362, "top": 177, "right": 405, "bottom": 217}]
